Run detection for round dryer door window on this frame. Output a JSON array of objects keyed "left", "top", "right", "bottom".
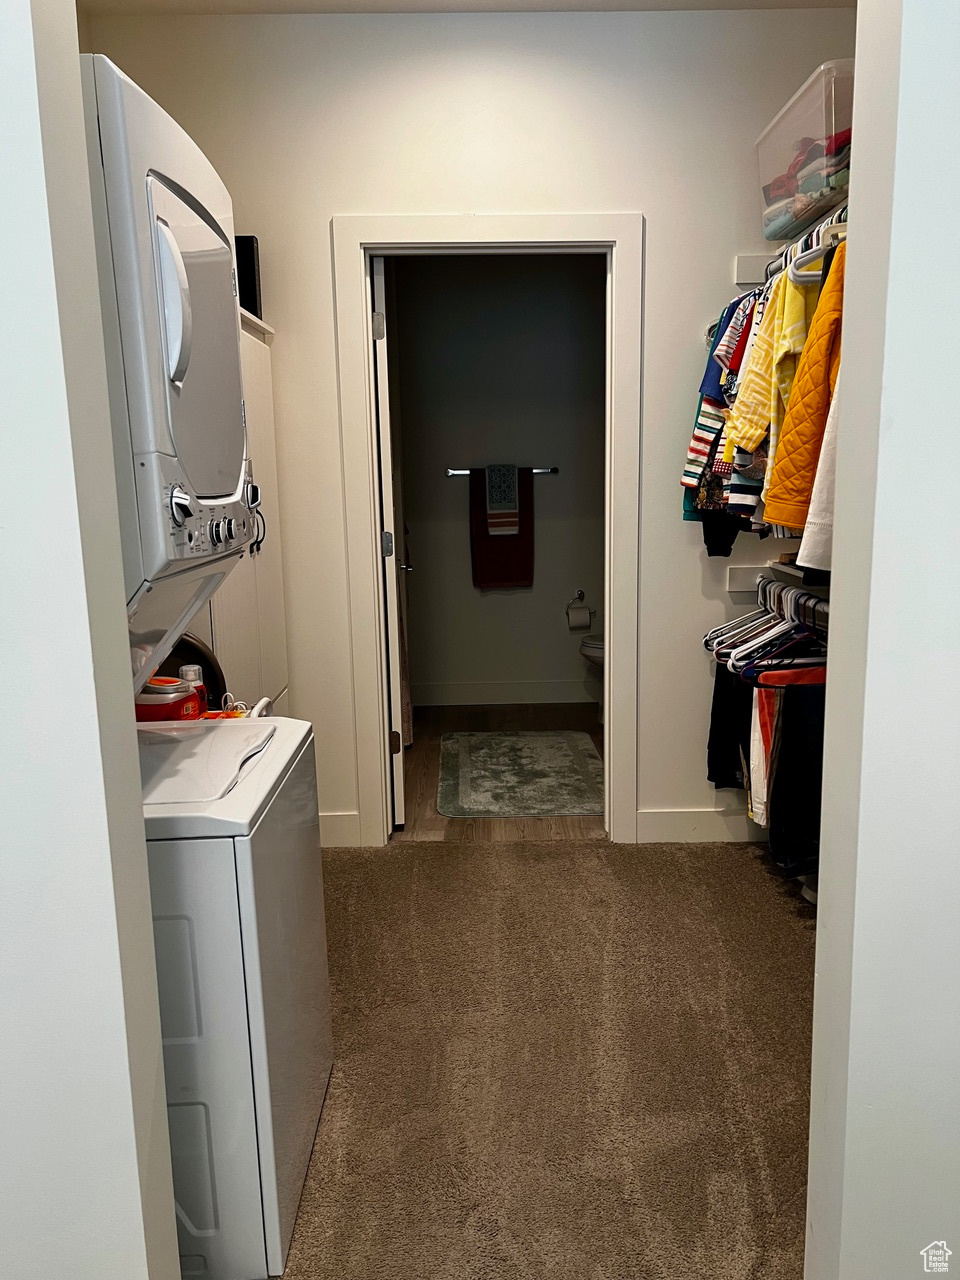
[{"left": 149, "top": 176, "right": 246, "bottom": 499}]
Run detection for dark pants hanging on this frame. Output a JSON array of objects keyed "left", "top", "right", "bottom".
[
  {"left": 768, "top": 684, "right": 826, "bottom": 878},
  {"left": 707, "top": 663, "right": 753, "bottom": 790}
]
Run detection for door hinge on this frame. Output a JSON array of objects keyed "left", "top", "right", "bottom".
[
  {"left": 390, "top": 730, "right": 402, "bottom": 755},
  {"left": 232, "top": 267, "right": 238, "bottom": 298},
  {"left": 381, "top": 530, "right": 394, "bottom": 558},
  {"left": 372, "top": 311, "right": 385, "bottom": 341}
]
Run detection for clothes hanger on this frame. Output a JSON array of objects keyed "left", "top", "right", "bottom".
[
  {"left": 715, "top": 615, "right": 792, "bottom": 666},
  {"left": 703, "top": 608, "right": 769, "bottom": 650},
  {"left": 789, "top": 222, "right": 847, "bottom": 283},
  {"left": 735, "top": 629, "right": 827, "bottom": 678},
  {"left": 740, "top": 653, "right": 826, "bottom": 683},
  {"left": 724, "top": 619, "right": 799, "bottom": 670},
  {"left": 709, "top": 608, "right": 783, "bottom": 654}
]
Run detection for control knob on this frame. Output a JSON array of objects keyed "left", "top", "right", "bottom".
[
  {"left": 224, "top": 518, "right": 238, "bottom": 542},
  {"left": 209, "top": 518, "right": 226, "bottom": 546},
  {"left": 170, "top": 485, "right": 194, "bottom": 527}
]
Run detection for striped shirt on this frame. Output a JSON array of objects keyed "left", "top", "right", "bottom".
[{"left": 681, "top": 398, "right": 727, "bottom": 489}]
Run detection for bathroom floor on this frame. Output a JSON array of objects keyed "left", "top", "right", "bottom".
[{"left": 393, "top": 704, "right": 606, "bottom": 843}]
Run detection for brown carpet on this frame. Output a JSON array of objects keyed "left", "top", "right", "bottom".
[{"left": 285, "top": 842, "right": 816, "bottom": 1280}]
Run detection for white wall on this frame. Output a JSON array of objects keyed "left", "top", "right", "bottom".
[
  {"left": 0, "top": 0, "right": 178, "bottom": 1275},
  {"left": 85, "top": 9, "right": 857, "bottom": 839},
  {"left": 393, "top": 253, "right": 605, "bottom": 706},
  {"left": 806, "top": 0, "right": 960, "bottom": 1276}
]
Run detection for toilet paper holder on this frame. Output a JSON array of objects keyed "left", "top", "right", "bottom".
[{"left": 565, "top": 590, "right": 596, "bottom": 630}]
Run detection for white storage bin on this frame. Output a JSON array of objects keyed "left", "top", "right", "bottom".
[{"left": 756, "top": 59, "right": 854, "bottom": 242}]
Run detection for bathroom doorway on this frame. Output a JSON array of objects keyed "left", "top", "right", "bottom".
[
  {"left": 375, "top": 253, "right": 607, "bottom": 840},
  {"left": 332, "top": 213, "right": 643, "bottom": 845}
]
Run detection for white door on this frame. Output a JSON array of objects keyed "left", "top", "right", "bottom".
[{"left": 371, "top": 257, "right": 405, "bottom": 829}]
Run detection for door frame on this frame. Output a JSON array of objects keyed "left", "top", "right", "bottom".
[{"left": 332, "top": 214, "right": 644, "bottom": 845}]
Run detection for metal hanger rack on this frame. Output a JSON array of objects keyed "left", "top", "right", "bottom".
[{"left": 445, "top": 467, "right": 559, "bottom": 477}]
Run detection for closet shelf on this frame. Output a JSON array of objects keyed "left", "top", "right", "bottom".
[{"left": 240, "top": 308, "right": 275, "bottom": 341}]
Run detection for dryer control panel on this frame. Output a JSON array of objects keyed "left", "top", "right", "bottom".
[{"left": 137, "top": 452, "right": 255, "bottom": 574}]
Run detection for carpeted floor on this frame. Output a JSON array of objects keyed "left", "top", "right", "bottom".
[{"left": 284, "top": 841, "right": 816, "bottom": 1280}]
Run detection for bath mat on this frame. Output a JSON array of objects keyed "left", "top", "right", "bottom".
[{"left": 437, "top": 730, "right": 604, "bottom": 818}]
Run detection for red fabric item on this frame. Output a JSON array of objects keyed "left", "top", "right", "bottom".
[
  {"left": 728, "top": 304, "right": 755, "bottom": 375},
  {"left": 758, "top": 666, "right": 827, "bottom": 687},
  {"left": 758, "top": 687, "right": 778, "bottom": 758},
  {"left": 825, "top": 128, "right": 852, "bottom": 156},
  {"left": 470, "top": 467, "right": 535, "bottom": 589},
  {"left": 788, "top": 137, "right": 822, "bottom": 176},
  {"left": 763, "top": 137, "right": 827, "bottom": 203}
]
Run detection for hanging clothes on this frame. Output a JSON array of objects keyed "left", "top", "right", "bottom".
[
  {"left": 797, "top": 367, "right": 843, "bottom": 570},
  {"left": 763, "top": 241, "right": 846, "bottom": 529},
  {"left": 702, "top": 589, "right": 828, "bottom": 875},
  {"left": 681, "top": 300, "right": 737, "bottom": 493},
  {"left": 707, "top": 662, "right": 752, "bottom": 789},
  {"left": 724, "top": 273, "right": 786, "bottom": 456},
  {"left": 725, "top": 266, "right": 820, "bottom": 507},
  {"left": 766, "top": 677, "right": 827, "bottom": 879},
  {"left": 712, "top": 292, "right": 756, "bottom": 378},
  {"left": 763, "top": 271, "right": 821, "bottom": 499}
]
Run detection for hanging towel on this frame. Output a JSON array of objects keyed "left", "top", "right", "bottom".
[
  {"left": 485, "top": 464, "right": 520, "bottom": 535},
  {"left": 470, "top": 467, "right": 534, "bottom": 589}
]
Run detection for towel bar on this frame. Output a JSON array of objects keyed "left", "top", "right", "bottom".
[{"left": 445, "top": 467, "right": 559, "bottom": 477}]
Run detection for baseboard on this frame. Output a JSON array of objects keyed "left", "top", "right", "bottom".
[
  {"left": 412, "top": 679, "right": 602, "bottom": 706},
  {"left": 320, "top": 811, "right": 362, "bottom": 847},
  {"left": 634, "top": 807, "right": 768, "bottom": 843}
]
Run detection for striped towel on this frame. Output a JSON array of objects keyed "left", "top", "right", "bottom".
[{"left": 486, "top": 464, "right": 519, "bottom": 536}]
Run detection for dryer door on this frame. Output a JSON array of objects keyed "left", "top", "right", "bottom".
[{"left": 149, "top": 176, "right": 246, "bottom": 500}]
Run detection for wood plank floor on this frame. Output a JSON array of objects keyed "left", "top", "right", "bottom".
[{"left": 392, "top": 704, "right": 607, "bottom": 844}]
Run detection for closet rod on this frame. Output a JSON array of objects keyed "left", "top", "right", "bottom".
[{"left": 445, "top": 467, "right": 559, "bottom": 477}]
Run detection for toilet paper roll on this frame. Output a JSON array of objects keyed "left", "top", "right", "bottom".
[{"left": 567, "top": 604, "right": 592, "bottom": 631}]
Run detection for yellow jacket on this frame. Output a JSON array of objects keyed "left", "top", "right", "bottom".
[
  {"left": 763, "top": 242, "right": 846, "bottom": 530},
  {"left": 726, "top": 271, "right": 819, "bottom": 460}
]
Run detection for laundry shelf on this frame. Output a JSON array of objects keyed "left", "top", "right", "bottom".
[{"left": 240, "top": 308, "right": 275, "bottom": 341}]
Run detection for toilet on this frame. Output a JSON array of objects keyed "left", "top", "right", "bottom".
[{"left": 579, "top": 634, "right": 604, "bottom": 669}]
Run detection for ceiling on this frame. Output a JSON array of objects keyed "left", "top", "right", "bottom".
[{"left": 81, "top": 0, "right": 854, "bottom": 15}]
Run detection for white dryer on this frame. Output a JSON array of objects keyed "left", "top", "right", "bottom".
[
  {"left": 82, "top": 55, "right": 258, "bottom": 688},
  {"left": 140, "top": 718, "right": 334, "bottom": 1279}
]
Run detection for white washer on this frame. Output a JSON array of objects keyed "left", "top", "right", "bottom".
[{"left": 140, "top": 718, "right": 333, "bottom": 1279}]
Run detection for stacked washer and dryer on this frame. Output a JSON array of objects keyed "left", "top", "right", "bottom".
[{"left": 82, "top": 55, "right": 333, "bottom": 1280}]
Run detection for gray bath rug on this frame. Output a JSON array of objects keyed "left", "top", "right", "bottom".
[{"left": 437, "top": 730, "right": 604, "bottom": 818}]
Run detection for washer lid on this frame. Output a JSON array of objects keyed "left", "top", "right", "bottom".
[{"left": 139, "top": 720, "right": 276, "bottom": 805}]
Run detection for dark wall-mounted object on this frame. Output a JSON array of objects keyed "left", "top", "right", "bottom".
[{"left": 235, "top": 235, "right": 262, "bottom": 319}]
